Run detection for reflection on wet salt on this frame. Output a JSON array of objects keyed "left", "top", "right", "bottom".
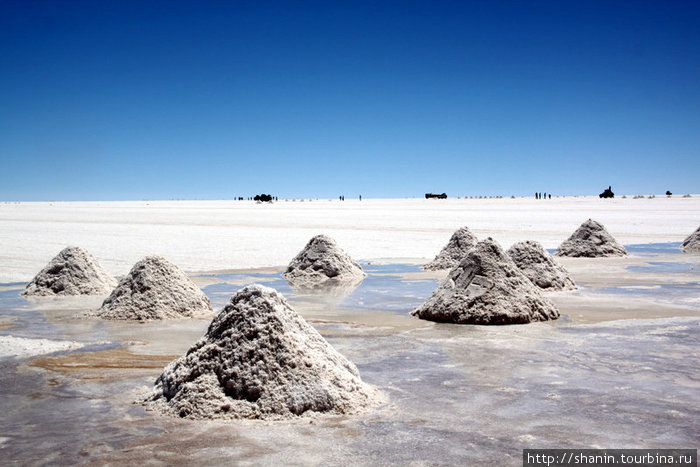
[
  {"left": 592, "top": 282, "right": 700, "bottom": 308},
  {"left": 360, "top": 262, "right": 425, "bottom": 275},
  {"left": 340, "top": 275, "right": 438, "bottom": 313},
  {"left": 0, "top": 249, "right": 698, "bottom": 465},
  {"left": 200, "top": 264, "right": 439, "bottom": 314},
  {"left": 624, "top": 242, "right": 683, "bottom": 256},
  {"left": 627, "top": 261, "right": 697, "bottom": 274}
]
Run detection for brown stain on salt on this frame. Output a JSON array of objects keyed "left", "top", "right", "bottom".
[{"left": 29, "top": 346, "right": 177, "bottom": 379}]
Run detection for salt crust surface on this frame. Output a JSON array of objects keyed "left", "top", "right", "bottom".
[
  {"left": 145, "top": 284, "right": 383, "bottom": 420},
  {"left": 507, "top": 240, "right": 576, "bottom": 291},
  {"left": 0, "top": 335, "right": 84, "bottom": 359},
  {"left": 283, "top": 235, "right": 365, "bottom": 288},
  {"left": 413, "top": 238, "right": 560, "bottom": 324},
  {"left": 97, "top": 256, "right": 212, "bottom": 321},
  {"left": 2, "top": 197, "right": 699, "bottom": 283},
  {"left": 681, "top": 226, "right": 700, "bottom": 253},
  {"left": 423, "top": 226, "right": 478, "bottom": 270},
  {"left": 555, "top": 219, "right": 627, "bottom": 257},
  {"left": 22, "top": 246, "right": 116, "bottom": 296}
]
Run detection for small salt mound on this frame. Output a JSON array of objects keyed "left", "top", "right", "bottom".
[
  {"left": 423, "top": 226, "right": 478, "bottom": 270},
  {"left": 507, "top": 240, "right": 576, "bottom": 291},
  {"left": 283, "top": 235, "right": 365, "bottom": 288},
  {"left": 680, "top": 226, "right": 700, "bottom": 253},
  {"left": 555, "top": 219, "right": 627, "bottom": 257},
  {"left": 22, "top": 246, "right": 117, "bottom": 296},
  {"left": 144, "top": 284, "right": 383, "bottom": 420},
  {"left": 97, "top": 256, "right": 212, "bottom": 321},
  {"left": 412, "top": 238, "right": 560, "bottom": 325}
]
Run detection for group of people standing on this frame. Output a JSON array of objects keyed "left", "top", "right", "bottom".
[{"left": 535, "top": 192, "right": 551, "bottom": 199}]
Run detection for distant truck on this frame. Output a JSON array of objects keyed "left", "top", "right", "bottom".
[
  {"left": 599, "top": 186, "right": 614, "bottom": 199},
  {"left": 425, "top": 193, "right": 447, "bottom": 199}
]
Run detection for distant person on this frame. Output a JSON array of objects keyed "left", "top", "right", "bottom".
[
  {"left": 359, "top": 195, "right": 362, "bottom": 201},
  {"left": 535, "top": 192, "right": 538, "bottom": 199},
  {"left": 548, "top": 194, "right": 551, "bottom": 199}
]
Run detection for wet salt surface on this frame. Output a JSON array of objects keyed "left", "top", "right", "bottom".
[
  {"left": 625, "top": 242, "right": 683, "bottom": 256},
  {"left": 0, "top": 250, "right": 698, "bottom": 465},
  {"left": 626, "top": 262, "right": 698, "bottom": 274}
]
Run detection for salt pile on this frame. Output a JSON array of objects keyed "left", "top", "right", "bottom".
[
  {"left": 555, "top": 219, "right": 627, "bottom": 257},
  {"left": 412, "top": 238, "right": 560, "bottom": 325},
  {"left": 97, "top": 256, "right": 212, "bottom": 321},
  {"left": 423, "top": 226, "right": 478, "bottom": 270},
  {"left": 680, "top": 226, "right": 700, "bottom": 253},
  {"left": 283, "top": 235, "right": 365, "bottom": 288},
  {"left": 507, "top": 240, "right": 576, "bottom": 291},
  {"left": 22, "top": 246, "right": 117, "bottom": 296},
  {"left": 144, "top": 284, "right": 382, "bottom": 420}
]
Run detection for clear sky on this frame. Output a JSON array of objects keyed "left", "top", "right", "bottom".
[{"left": 1, "top": 0, "right": 699, "bottom": 200}]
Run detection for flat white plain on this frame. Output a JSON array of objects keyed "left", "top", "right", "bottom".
[{"left": 1, "top": 196, "right": 698, "bottom": 283}]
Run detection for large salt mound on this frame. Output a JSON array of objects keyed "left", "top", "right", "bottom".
[
  {"left": 412, "top": 238, "right": 560, "bottom": 325},
  {"left": 507, "top": 240, "right": 576, "bottom": 291},
  {"left": 423, "top": 226, "right": 478, "bottom": 270},
  {"left": 22, "top": 246, "right": 117, "bottom": 296},
  {"left": 97, "top": 256, "right": 212, "bottom": 321},
  {"left": 283, "top": 235, "right": 365, "bottom": 288},
  {"left": 144, "top": 284, "right": 383, "bottom": 420},
  {"left": 680, "top": 226, "right": 700, "bottom": 253},
  {"left": 555, "top": 219, "right": 627, "bottom": 257}
]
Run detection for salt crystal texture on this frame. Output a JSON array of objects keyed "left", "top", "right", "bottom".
[
  {"left": 507, "top": 240, "right": 576, "bottom": 291},
  {"left": 412, "top": 238, "right": 560, "bottom": 324},
  {"left": 0, "top": 335, "right": 84, "bottom": 359},
  {"left": 144, "top": 284, "right": 383, "bottom": 419},
  {"left": 680, "top": 226, "right": 700, "bottom": 253},
  {"left": 423, "top": 226, "right": 478, "bottom": 270},
  {"left": 555, "top": 219, "right": 627, "bottom": 257},
  {"left": 22, "top": 246, "right": 117, "bottom": 296},
  {"left": 283, "top": 235, "right": 365, "bottom": 289},
  {"left": 97, "top": 256, "right": 212, "bottom": 321}
]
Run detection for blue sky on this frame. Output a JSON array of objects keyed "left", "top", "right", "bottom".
[{"left": 1, "top": 0, "right": 699, "bottom": 200}]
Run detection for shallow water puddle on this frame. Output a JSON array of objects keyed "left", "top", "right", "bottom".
[
  {"left": 626, "top": 261, "right": 698, "bottom": 274},
  {"left": 0, "top": 247, "right": 698, "bottom": 464}
]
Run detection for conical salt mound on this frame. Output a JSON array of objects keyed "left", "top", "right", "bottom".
[
  {"left": 144, "top": 284, "right": 383, "bottom": 420},
  {"left": 97, "top": 256, "right": 212, "bottom": 321},
  {"left": 555, "top": 219, "right": 627, "bottom": 257},
  {"left": 423, "top": 227, "right": 478, "bottom": 270},
  {"left": 22, "top": 246, "right": 117, "bottom": 296},
  {"left": 412, "top": 238, "right": 560, "bottom": 325},
  {"left": 283, "top": 235, "right": 365, "bottom": 288},
  {"left": 680, "top": 226, "right": 700, "bottom": 253},
  {"left": 507, "top": 240, "right": 576, "bottom": 291}
]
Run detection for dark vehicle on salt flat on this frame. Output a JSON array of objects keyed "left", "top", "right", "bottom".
[
  {"left": 425, "top": 193, "right": 447, "bottom": 199},
  {"left": 599, "top": 186, "right": 614, "bottom": 198}
]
